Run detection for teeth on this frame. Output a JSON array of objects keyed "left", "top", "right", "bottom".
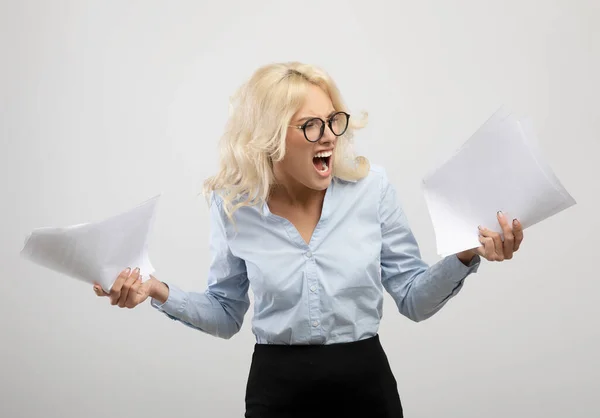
[{"left": 314, "top": 150, "right": 333, "bottom": 158}]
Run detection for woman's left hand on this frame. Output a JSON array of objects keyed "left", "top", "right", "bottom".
[{"left": 458, "top": 211, "right": 524, "bottom": 263}]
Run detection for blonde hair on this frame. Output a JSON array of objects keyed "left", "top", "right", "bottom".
[{"left": 203, "top": 61, "right": 370, "bottom": 220}]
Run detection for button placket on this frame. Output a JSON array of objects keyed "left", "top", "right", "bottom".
[{"left": 304, "top": 249, "right": 322, "bottom": 342}]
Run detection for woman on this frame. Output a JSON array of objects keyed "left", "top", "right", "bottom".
[{"left": 94, "top": 62, "right": 524, "bottom": 417}]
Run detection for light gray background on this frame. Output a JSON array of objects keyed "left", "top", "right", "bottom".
[{"left": 2, "top": 1, "right": 598, "bottom": 417}]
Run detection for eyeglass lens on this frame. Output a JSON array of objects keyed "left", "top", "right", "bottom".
[{"left": 304, "top": 112, "right": 349, "bottom": 141}]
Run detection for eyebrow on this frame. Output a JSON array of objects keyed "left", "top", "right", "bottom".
[{"left": 296, "top": 110, "right": 337, "bottom": 123}]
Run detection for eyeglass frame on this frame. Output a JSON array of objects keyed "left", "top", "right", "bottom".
[{"left": 288, "top": 111, "right": 351, "bottom": 142}]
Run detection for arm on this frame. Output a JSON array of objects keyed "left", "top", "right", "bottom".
[
  {"left": 379, "top": 170, "right": 480, "bottom": 322},
  {"left": 149, "top": 194, "right": 250, "bottom": 339}
]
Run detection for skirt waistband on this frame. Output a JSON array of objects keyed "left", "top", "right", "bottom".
[
  {"left": 252, "top": 334, "right": 383, "bottom": 364},
  {"left": 254, "top": 333, "right": 380, "bottom": 351}
]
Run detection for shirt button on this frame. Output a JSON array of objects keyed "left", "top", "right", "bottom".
[
  {"left": 312, "top": 320, "right": 319, "bottom": 327},
  {"left": 310, "top": 285, "right": 317, "bottom": 292},
  {"left": 305, "top": 251, "right": 312, "bottom": 258}
]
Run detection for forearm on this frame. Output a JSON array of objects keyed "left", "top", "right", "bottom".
[
  {"left": 150, "top": 280, "right": 249, "bottom": 339},
  {"left": 388, "top": 254, "right": 480, "bottom": 322},
  {"left": 456, "top": 249, "right": 477, "bottom": 266}
]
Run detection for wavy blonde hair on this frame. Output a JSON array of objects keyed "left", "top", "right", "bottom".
[{"left": 203, "top": 61, "right": 370, "bottom": 220}]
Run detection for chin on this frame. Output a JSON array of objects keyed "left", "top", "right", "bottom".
[
  {"left": 308, "top": 167, "right": 333, "bottom": 190},
  {"left": 309, "top": 176, "right": 332, "bottom": 191}
]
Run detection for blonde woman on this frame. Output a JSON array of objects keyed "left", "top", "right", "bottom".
[{"left": 94, "top": 62, "right": 524, "bottom": 417}]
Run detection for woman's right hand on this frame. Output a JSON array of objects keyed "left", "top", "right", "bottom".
[{"left": 93, "top": 267, "right": 159, "bottom": 308}]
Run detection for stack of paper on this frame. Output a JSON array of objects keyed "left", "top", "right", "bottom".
[
  {"left": 20, "top": 195, "right": 161, "bottom": 293},
  {"left": 422, "top": 108, "right": 576, "bottom": 257}
]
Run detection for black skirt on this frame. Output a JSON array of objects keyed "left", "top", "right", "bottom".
[{"left": 244, "top": 334, "right": 403, "bottom": 418}]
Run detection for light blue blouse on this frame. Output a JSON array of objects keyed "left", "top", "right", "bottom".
[{"left": 151, "top": 165, "right": 480, "bottom": 344}]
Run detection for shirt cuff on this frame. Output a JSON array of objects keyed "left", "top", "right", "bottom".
[
  {"left": 150, "top": 282, "right": 188, "bottom": 319},
  {"left": 451, "top": 252, "right": 481, "bottom": 273}
]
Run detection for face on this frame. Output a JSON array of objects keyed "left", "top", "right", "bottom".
[{"left": 274, "top": 84, "right": 339, "bottom": 193}]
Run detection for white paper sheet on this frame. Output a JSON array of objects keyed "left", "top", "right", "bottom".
[
  {"left": 422, "top": 108, "right": 576, "bottom": 257},
  {"left": 20, "top": 195, "right": 161, "bottom": 293}
]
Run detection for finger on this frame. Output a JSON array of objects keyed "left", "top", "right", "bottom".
[
  {"left": 126, "top": 275, "right": 145, "bottom": 309},
  {"left": 474, "top": 244, "right": 486, "bottom": 258},
  {"left": 497, "top": 211, "right": 514, "bottom": 259},
  {"left": 118, "top": 267, "right": 140, "bottom": 308},
  {"left": 479, "top": 226, "right": 504, "bottom": 261},
  {"left": 110, "top": 267, "right": 131, "bottom": 305},
  {"left": 93, "top": 284, "right": 109, "bottom": 297},
  {"left": 479, "top": 234, "right": 496, "bottom": 261},
  {"left": 512, "top": 219, "right": 524, "bottom": 251}
]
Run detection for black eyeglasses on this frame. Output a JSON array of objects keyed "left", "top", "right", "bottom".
[{"left": 289, "top": 111, "right": 350, "bottom": 142}]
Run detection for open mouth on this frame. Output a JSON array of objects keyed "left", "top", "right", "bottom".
[{"left": 312, "top": 150, "right": 333, "bottom": 176}]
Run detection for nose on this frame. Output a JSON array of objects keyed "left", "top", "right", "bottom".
[{"left": 319, "top": 124, "right": 336, "bottom": 145}]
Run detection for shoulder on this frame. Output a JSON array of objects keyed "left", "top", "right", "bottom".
[
  {"left": 207, "top": 189, "right": 248, "bottom": 213},
  {"left": 329, "top": 164, "right": 400, "bottom": 221},
  {"left": 207, "top": 190, "right": 242, "bottom": 226},
  {"left": 207, "top": 191, "right": 227, "bottom": 224},
  {"left": 365, "top": 163, "right": 391, "bottom": 188},
  {"left": 335, "top": 163, "right": 392, "bottom": 197},
  {"left": 207, "top": 189, "right": 263, "bottom": 233}
]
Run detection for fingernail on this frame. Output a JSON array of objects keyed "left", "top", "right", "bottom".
[
  {"left": 478, "top": 225, "right": 483, "bottom": 230},
  {"left": 513, "top": 218, "right": 518, "bottom": 225},
  {"left": 134, "top": 267, "right": 140, "bottom": 273},
  {"left": 125, "top": 267, "right": 131, "bottom": 273},
  {"left": 497, "top": 211, "right": 504, "bottom": 217}
]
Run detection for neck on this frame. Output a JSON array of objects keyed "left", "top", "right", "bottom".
[
  {"left": 269, "top": 176, "right": 325, "bottom": 210},
  {"left": 269, "top": 183, "right": 325, "bottom": 210}
]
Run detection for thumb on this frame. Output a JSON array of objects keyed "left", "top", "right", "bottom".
[
  {"left": 93, "top": 284, "right": 110, "bottom": 297},
  {"left": 140, "top": 277, "right": 154, "bottom": 296}
]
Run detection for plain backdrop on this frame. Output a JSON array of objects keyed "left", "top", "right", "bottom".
[{"left": 2, "top": 1, "right": 598, "bottom": 417}]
